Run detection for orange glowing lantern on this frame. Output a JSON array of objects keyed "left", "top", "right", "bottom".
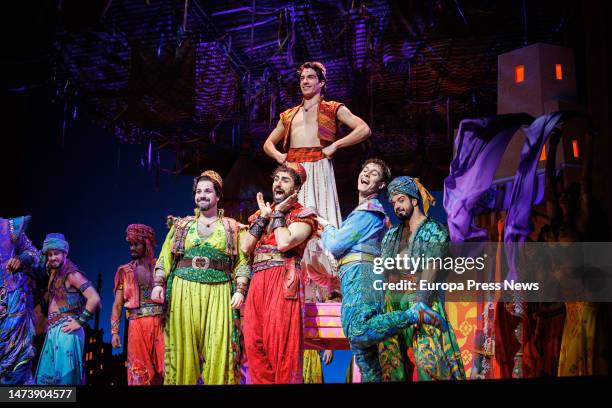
[
  {"left": 572, "top": 139, "right": 579, "bottom": 158},
  {"left": 514, "top": 65, "right": 525, "bottom": 83},
  {"left": 555, "top": 64, "right": 563, "bottom": 80}
]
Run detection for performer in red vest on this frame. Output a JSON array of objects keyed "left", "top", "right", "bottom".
[
  {"left": 263, "top": 61, "right": 371, "bottom": 228},
  {"left": 241, "top": 163, "right": 318, "bottom": 383}
]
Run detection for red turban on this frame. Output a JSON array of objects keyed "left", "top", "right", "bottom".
[{"left": 126, "top": 224, "right": 156, "bottom": 265}]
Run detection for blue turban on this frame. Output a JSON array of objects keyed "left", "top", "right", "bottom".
[
  {"left": 42, "top": 233, "right": 69, "bottom": 254},
  {"left": 387, "top": 176, "right": 436, "bottom": 215}
]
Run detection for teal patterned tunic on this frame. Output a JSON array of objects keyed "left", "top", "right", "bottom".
[{"left": 379, "top": 217, "right": 466, "bottom": 381}]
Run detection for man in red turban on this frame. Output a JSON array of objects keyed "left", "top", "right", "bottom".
[{"left": 111, "top": 224, "right": 164, "bottom": 385}]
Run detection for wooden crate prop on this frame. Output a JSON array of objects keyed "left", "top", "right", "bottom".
[{"left": 304, "top": 302, "right": 350, "bottom": 350}]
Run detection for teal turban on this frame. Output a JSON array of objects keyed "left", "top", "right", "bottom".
[
  {"left": 387, "top": 176, "right": 436, "bottom": 215},
  {"left": 42, "top": 233, "right": 69, "bottom": 254}
]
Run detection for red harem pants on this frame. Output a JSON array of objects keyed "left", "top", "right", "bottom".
[
  {"left": 127, "top": 315, "right": 165, "bottom": 385},
  {"left": 243, "top": 265, "right": 304, "bottom": 384}
]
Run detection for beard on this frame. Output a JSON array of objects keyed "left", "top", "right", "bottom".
[
  {"left": 395, "top": 208, "right": 413, "bottom": 221},
  {"left": 130, "top": 252, "right": 143, "bottom": 260},
  {"left": 48, "top": 258, "right": 65, "bottom": 270},
  {"left": 197, "top": 198, "right": 213, "bottom": 211},
  {"left": 273, "top": 188, "right": 291, "bottom": 204}
]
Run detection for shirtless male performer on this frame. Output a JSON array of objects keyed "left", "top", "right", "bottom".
[{"left": 263, "top": 61, "right": 371, "bottom": 228}]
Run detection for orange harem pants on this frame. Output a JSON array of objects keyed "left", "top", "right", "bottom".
[
  {"left": 127, "top": 315, "right": 165, "bottom": 385},
  {"left": 243, "top": 265, "right": 304, "bottom": 384}
]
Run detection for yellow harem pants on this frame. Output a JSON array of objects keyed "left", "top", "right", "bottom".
[
  {"left": 164, "top": 277, "right": 237, "bottom": 385},
  {"left": 303, "top": 350, "right": 323, "bottom": 383}
]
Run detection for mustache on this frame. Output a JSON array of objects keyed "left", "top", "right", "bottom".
[
  {"left": 395, "top": 209, "right": 409, "bottom": 219},
  {"left": 48, "top": 259, "right": 65, "bottom": 268}
]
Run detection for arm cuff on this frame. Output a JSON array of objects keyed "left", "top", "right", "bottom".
[{"left": 235, "top": 264, "right": 252, "bottom": 280}]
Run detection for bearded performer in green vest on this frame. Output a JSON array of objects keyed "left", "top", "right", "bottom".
[
  {"left": 151, "top": 170, "right": 251, "bottom": 385},
  {"left": 378, "top": 176, "right": 465, "bottom": 381}
]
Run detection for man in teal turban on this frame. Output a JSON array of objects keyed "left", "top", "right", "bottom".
[
  {"left": 36, "top": 233, "right": 100, "bottom": 385},
  {"left": 379, "top": 176, "right": 466, "bottom": 381}
]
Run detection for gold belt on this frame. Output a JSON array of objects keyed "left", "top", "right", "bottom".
[
  {"left": 253, "top": 252, "right": 285, "bottom": 264},
  {"left": 338, "top": 253, "right": 376, "bottom": 267}
]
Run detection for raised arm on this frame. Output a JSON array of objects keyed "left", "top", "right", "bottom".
[
  {"left": 270, "top": 193, "right": 314, "bottom": 252},
  {"left": 242, "top": 192, "right": 273, "bottom": 255}
]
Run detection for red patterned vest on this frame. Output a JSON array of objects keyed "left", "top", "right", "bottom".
[
  {"left": 113, "top": 259, "right": 156, "bottom": 309},
  {"left": 279, "top": 99, "right": 344, "bottom": 152}
]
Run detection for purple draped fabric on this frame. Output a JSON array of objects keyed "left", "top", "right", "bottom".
[
  {"left": 443, "top": 114, "right": 533, "bottom": 242},
  {"left": 503, "top": 111, "right": 579, "bottom": 281}
]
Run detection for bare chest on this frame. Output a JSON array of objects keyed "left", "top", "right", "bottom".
[
  {"left": 289, "top": 109, "right": 320, "bottom": 148},
  {"left": 134, "top": 264, "right": 149, "bottom": 277}
]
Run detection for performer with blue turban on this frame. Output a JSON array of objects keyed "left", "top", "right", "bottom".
[
  {"left": 36, "top": 233, "right": 100, "bottom": 385},
  {"left": 379, "top": 176, "right": 465, "bottom": 381}
]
